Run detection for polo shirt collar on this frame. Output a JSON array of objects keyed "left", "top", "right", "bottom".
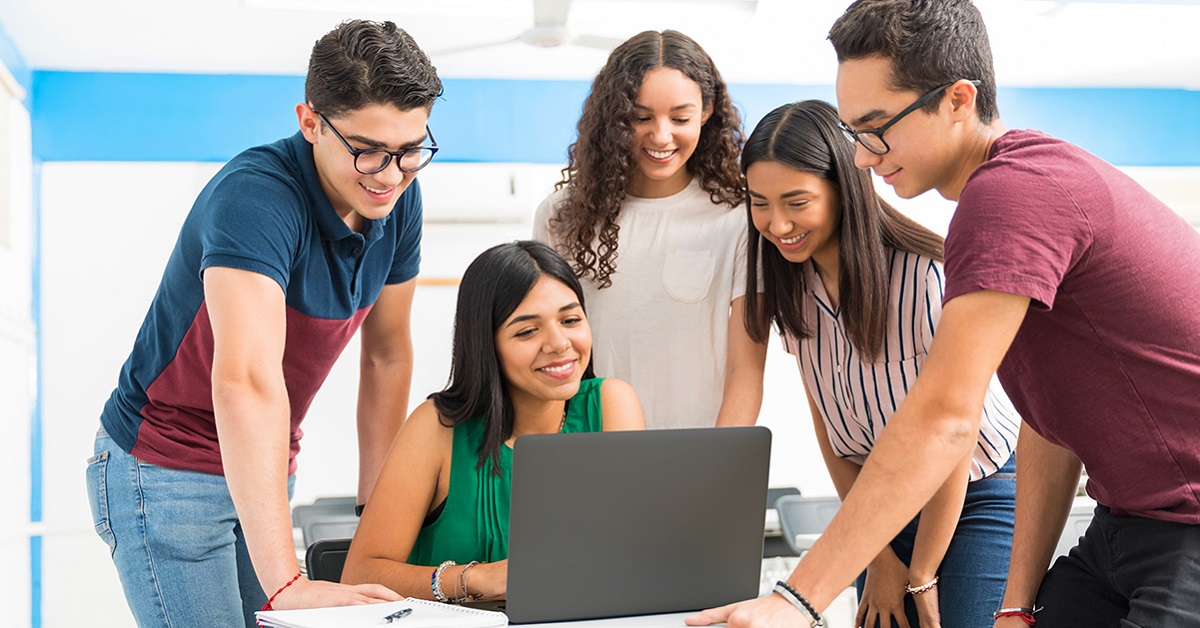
[{"left": 289, "top": 132, "right": 393, "bottom": 244}]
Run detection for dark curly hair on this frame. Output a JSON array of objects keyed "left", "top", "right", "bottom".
[{"left": 548, "top": 30, "right": 744, "bottom": 288}]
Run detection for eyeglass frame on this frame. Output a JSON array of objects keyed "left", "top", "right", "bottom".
[
  {"left": 315, "top": 111, "right": 439, "bottom": 174},
  {"left": 838, "top": 80, "right": 982, "bottom": 156}
]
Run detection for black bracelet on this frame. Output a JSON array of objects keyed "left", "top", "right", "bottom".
[
  {"left": 774, "top": 580, "right": 825, "bottom": 627},
  {"left": 355, "top": 504, "right": 365, "bottom": 517}
]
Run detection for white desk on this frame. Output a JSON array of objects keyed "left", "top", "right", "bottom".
[{"left": 520, "top": 611, "right": 695, "bottom": 627}]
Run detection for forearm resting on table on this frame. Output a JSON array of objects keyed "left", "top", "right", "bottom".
[
  {"left": 344, "top": 555, "right": 505, "bottom": 601},
  {"left": 215, "top": 378, "right": 300, "bottom": 593}
]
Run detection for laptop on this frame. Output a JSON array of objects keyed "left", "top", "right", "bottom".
[{"left": 487, "top": 426, "right": 771, "bottom": 623}]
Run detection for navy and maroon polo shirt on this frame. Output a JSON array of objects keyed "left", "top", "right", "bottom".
[{"left": 100, "top": 131, "right": 422, "bottom": 476}]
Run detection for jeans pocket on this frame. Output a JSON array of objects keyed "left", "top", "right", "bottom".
[{"left": 86, "top": 451, "right": 117, "bottom": 555}]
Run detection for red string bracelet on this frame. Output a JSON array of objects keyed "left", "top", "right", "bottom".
[
  {"left": 262, "top": 572, "right": 303, "bottom": 611},
  {"left": 994, "top": 608, "right": 1040, "bottom": 625}
]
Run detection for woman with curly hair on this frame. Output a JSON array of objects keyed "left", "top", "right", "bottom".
[{"left": 534, "top": 30, "right": 765, "bottom": 429}]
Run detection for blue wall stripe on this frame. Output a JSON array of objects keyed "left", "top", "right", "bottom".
[
  {"left": 30, "top": 70, "right": 1200, "bottom": 166},
  {"left": 30, "top": 535, "right": 41, "bottom": 627}
]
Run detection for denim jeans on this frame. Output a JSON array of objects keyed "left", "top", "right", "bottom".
[
  {"left": 86, "top": 428, "right": 295, "bottom": 628},
  {"left": 1035, "top": 505, "right": 1200, "bottom": 627},
  {"left": 857, "top": 455, "right": 1016, "bottom": 628}
]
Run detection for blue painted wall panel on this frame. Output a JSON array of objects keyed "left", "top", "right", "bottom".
[{"left": 29, "top": 70, "right": 1200, "bottom": 166}]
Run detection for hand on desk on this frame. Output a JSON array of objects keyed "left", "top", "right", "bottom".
[
  {"left": 685, "top": 592, "right": 804, "bottom": 628},
  {"left": 466, "top": 559, "right": 509, "bottom": 601},
  {"left": 271, "top": 577, "right": 402, "bottom": 610}
]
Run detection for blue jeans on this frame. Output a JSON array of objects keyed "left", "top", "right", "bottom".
[
  {"left": 1035, "top": 505, "right": 1200, "bottom": 627},
  {"left": 86, "top": 428, "right": 295, "bottom": 628},
  {"left": 857, "top": 455, "right": 1016, "bottom": 628}
]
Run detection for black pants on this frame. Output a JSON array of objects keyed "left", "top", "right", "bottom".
[{"left": 1036, "top": 505, "right": 1200, "bottom": 627}]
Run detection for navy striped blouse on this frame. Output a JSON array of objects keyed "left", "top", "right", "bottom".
[{"left": 784, "top": 249, "right": 1019, "bottom": 480}]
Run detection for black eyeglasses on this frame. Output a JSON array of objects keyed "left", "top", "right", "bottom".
[
  {"left": 839, "top": 80, "right": 982, "bottom": 156},
  {"left": 316, "top": 112, "right": 438, "bottom": 174}
]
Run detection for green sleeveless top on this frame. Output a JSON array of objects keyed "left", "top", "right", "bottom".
[{"left": 408, "top": 377, "right": 605, "bottom": 566}]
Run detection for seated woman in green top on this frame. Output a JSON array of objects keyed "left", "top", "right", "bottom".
[{"left": 342, "top": 240, "right": 645, "bottom": 602}]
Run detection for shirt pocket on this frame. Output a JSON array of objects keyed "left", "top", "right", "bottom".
[{"left": 662, "top": 249, "right": 716, "bottom": 304}]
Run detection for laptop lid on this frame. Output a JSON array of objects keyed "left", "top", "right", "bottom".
[{"left": 503, "top": 426, "right": 771, "bottom": 624}]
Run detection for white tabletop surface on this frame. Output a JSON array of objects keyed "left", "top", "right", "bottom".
[{"left": 518, "top": 611, "right": 696, "bottom": 627}]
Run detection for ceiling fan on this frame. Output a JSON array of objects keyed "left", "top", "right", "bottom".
[{"left": 431, "top": 0, "right": 625, "bottom": 56}]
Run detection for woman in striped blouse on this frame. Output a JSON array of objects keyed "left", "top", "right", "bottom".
[{"left": 741, "top": 100, "right": 1019, "bottom": 628}]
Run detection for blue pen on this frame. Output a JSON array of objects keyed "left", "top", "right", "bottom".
[{"left": 382, "top": 607, "right": 413, "bottom": 623}]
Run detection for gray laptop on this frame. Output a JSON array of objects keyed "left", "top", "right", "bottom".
[{"left": 492, "top": 426, "right": 771, "bottom": 623}]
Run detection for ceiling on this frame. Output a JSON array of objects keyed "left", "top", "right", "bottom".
[{"left": 1, "top": 0, "right": 1198, "bottom": 88}]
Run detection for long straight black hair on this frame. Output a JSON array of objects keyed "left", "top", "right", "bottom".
[
  {"left": 430, "top": 240, "right": 595, "bottom": 474},
  {"left": 742, "top": 100, "right": 944, "bottom": 360}
]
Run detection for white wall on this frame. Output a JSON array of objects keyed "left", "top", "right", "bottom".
[
  {"left": 34, "top": 157, "right": 1200, "bottom": 627},
  {"left": 0, "top": 69, "right": 33, "bottom": 628},
  {"left": 34, "top": 160, "right": 825, "bottom": 626}
]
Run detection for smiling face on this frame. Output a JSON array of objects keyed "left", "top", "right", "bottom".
[
  {"left": 746, "top": 160, "right": 842, "bottom": 273},
  {"left": 835, "top": 56, "right": 958, "bottom": 200},
  {"left": 626, "top": 66, "right": 712, "bottom": 198},
  {"left": 495, "top": 275, "right": 592, "bottom": 408},
  {"left": 298, "top": 102, "right": 430, "bottom": 231}
]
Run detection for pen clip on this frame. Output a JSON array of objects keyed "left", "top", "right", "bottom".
[{"left": 383, "top": 607, "right": 412, "bottom": 623}]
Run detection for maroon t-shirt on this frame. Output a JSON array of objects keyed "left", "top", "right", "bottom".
[{"left": 944, "top": 129, "right": 1200, "bottom": 524}]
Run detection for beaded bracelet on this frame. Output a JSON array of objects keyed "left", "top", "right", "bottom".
[
  {"left": 431, "top": 560, "right": 457, "bottom": 602},
  {"left": 773, "top": 581, "right": 826, "bottom": 627},
  {"left": 458, "top": 561, "right": 482, "bottom": 601},
  {"left": 994, "top": 606, "right": 1042, "bottom": 625},
  {"left": 261, "top": 572, "right": 302, "bottom": 611},
  {"left": 905, "top": 576, "right": 939, "bottom": 595}
]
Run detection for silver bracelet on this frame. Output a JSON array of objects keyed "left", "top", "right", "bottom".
[
  {"left": 431, "top": 560, "right": 456, "bottom": 602},
  {"left": 773, "top": 582, "right": 826, "bottom": 627}
]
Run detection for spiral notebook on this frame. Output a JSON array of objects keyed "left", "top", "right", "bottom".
[{"left": 256, "top": 598, "right": 507, "bottom": 628}]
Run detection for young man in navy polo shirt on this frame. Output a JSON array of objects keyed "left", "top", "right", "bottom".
[
  {"left": 689, "top": 1, "right": 1200, "bottom": 627},
  {"left": 86, "top": 20, "right": 442, "bottom": 626}
]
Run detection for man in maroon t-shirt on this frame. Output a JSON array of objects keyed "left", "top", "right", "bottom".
[{"left": 687, "top": 1, "right": 1200, "bottom": 627}]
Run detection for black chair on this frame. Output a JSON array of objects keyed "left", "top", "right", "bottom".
[{"left": 306, "top": 537, "right": 353, "bottom": 582}]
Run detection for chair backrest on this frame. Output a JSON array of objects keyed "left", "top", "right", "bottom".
[
  {"left": 774, "top": 495, "right": 841, "bottom": 555},
  {"left": 763, "top": 486, "right": 803, "bottom": 558},
  {"left": 293, "top": 502, "right": 360, "bottom": 547},
  {"left": 306, "top": 538, "right": 353, "bottom": 582},
  {"left": 1052, "top": 503, "right": 1095, "bottom": 561},
  {"left": 312, "top": 496, "right": 358, "bottom": 509}
]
